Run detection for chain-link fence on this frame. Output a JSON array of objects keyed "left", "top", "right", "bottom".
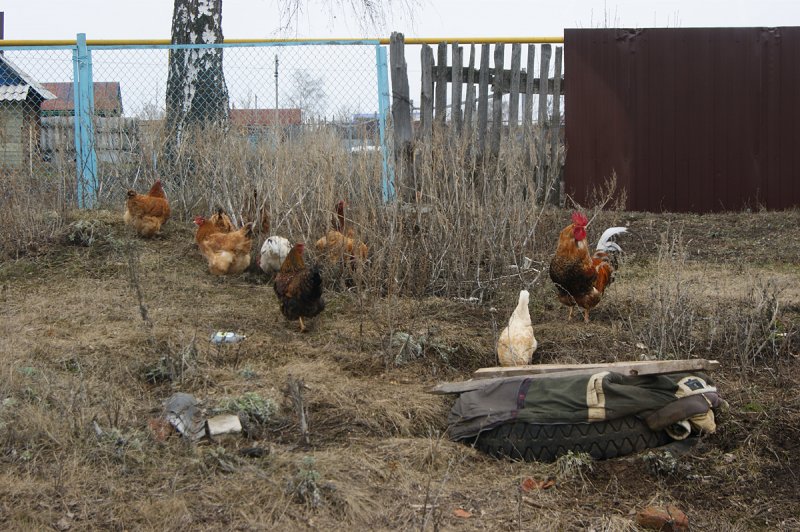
[{"left": 0, "top": 39, "right": 389, "bottom": 217}]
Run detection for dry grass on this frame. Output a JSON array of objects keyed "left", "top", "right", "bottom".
[{"left": 0, "top": 126, "right": 799, "bottom": 529}]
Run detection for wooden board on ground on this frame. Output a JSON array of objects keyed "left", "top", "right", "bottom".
[
  {"left": 473, "top": 359, "right": 720, "bottom": 379},
  {"left": 428, "top": 359, "right": 720, "bottom": 395}
]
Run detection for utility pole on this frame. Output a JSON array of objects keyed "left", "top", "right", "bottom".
[{"left": 274, "top": 54, "right": 279, "bottom": 126}]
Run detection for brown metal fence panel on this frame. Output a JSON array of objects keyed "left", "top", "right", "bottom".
[{"left": 564, "top": 27, "right": 800, "bottom": 212}]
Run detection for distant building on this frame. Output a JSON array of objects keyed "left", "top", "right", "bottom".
[
  {"left": 40, "top": 81, "right": 123, "bottom": 117},
  {"left": 38, "top": 82, "right": 133, "bottom": 164},
  {"left": 0, "top": 55, "right": 56, "bottom": 169},
  {"left": 229, "top": 108, "right": 302, "bottom": 142}
]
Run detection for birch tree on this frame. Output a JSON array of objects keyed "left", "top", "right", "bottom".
[{"left": 165, "top": 0, "right": 230, "bottom": 152}]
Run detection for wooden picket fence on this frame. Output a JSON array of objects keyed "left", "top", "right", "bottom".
[{"left": 389, "top": 32, "right": 564, "bottom": 204}]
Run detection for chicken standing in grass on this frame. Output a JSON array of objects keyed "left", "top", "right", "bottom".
[
  {"left": 549, "top": 212, "right": 627, "bottom": 322},
  {"left": 315, "top": 200, "right": 368, "bottom": 268},
  {"left": 199, "top": 222, "right": 255, "bottom": 276},
  {"left": 259, "top": 235, "right": 292, "bottom": 276},
  {"left": 274, "top": 242, "right": 325, "bottom": 332},
  {"left": 193, "top": 207, "right": 235, "bottom": 254},
  {"left": 123, "top": 180, "right": 170, "bottom": 238},
  {"left": 256, "top": 204, "right": 292, "bottom": 276},
  {"left": 497, "top": 289, "right": 538, "bottom": 366}
]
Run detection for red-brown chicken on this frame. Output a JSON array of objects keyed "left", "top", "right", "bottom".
[
  {"left": 193, "top": 207, "right": 235, "bottom": 253},
  {"left": 199, "top": 222, "right": 255, "bottom": 276},
  {"left": 549, "top": 212, "right": 627, "bottom": 322},
  {"left": 274, "top": 242, "right": 325, "bottom": 332},
  {"left": 123, "top": 180, "right": 170, "bottom": 237},
  {"left": 315, "top": 200, "right": 368, "bottom": 267}
]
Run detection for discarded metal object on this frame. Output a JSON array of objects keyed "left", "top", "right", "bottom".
[
  {"left": 211, "top": 331, "right": 247, "bottom": 344},
  {"left": 164, "top": 392, "right": 206, "bottom": 441},
  {"left": 163, "top": 393, "right": 244, "bottom": 442}
]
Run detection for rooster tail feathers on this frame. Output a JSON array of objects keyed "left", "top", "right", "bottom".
[{"left": 596, "top": 227, "right": 628, "bottom": 253}]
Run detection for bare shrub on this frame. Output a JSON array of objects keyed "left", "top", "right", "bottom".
[
  {"left": 0, "top": 172, "right": 66, "bottom": 259},
  {"left": 710, "top": 277, "right": 796, "bottom": 372},
  {"left": 92, "top": 120, "right": 557, "bottom": 303},
  {"left": 625, "top": 227, "right": 700, "bottom": 359}
]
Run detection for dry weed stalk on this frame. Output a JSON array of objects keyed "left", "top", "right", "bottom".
[
  {"left": 627, "top": 227, "right": 699, "bottom": 359},
  {"left": 284, "top": 374, "right": 311, "bottom": 446}
]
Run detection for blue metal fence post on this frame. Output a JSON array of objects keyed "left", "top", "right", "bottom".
[
  {"left": 375, "top": 44, "right": 395, "bottom": 203},
  {"left": 73, "top": 33, "right": 98, "bottom": 208}
]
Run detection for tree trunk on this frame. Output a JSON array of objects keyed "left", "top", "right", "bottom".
[{"left": 165, "top": 0, "right": 230, "bottom": 153}]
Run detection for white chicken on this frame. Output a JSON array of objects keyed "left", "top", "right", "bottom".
[
  {"left": 497, "top": 290, "right": 538, "bottom": 367},
  {"left": 259, "top": 235, "right": 292, "bottom": 276}
]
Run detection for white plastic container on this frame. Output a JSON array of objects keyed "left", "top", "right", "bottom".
[{"left": 210, "top": 331, "right": 246, "bottom": 344}]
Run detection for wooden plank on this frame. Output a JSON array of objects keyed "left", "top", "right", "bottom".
[
  {"left": 476, "top": 43, "right": 490, "bottom": 157},
  {"left": 419, "top": 44, "right": 434, "bottom": 141},
  {"left": 451, "top": 43, "right": 463, "bottom": 134},
  {"left": 463, "top": 44, "right": 476, "bottom": 134},
  {"left": 427, "top": 359, "right": 721, "bottom": 395},
  {"left": 389, "top": 32, "right": 415, "bottom": 203},
  {"left": 535, "top": 43, "right": 552, "bottom": 204},
  {"left": 474, "top": 359, "right": 720, "bottom": 379},
  {"left": 508, "top": 43, "right": 521, "bottom": 129},
  {"left": 549, "top": 45, "right": 564, "bottom": 206},
  {"left": 435, "top": 42, "right": 448, "bottom": 126},
  {"left": 524, "top": 44, "right": 536, "bottom": 127},
  {"left": 490, "top": 42, "right": 504, "bottom": 158}
]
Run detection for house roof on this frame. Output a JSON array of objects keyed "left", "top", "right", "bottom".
[
  {"left": 0, "top": 55, "right": 57, "bottom": 102},
  {"left": 40, "top": 82, "right": 122, "bottom": 114},
  {"left": 229, "top": 108, "right": 302, "bottom": 127}
]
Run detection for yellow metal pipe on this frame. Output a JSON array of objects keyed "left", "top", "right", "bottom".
[
  {"left": 398, "top": 36, "right": 564, "bottom": 44},
  {"left": 0, "top": 36, "right": 563, "bottom": 47}
]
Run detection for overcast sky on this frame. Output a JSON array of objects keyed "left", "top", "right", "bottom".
[
  {"left": 4, "top": 1, "right": 799, "bottom": 121},
  {"left": 4, "top": 1, "right": 800, "bottom": 41}
]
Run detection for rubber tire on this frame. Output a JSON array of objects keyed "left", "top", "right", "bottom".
[{"left": 473, "top": 415, "right": 674, "bottom": 462}]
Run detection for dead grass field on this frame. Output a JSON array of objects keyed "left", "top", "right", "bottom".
[{"left": 1, "top": 207, "right": 798, "bottom": 531}]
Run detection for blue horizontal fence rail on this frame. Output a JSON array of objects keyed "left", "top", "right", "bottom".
[{"left": 0, "top": 36, "right": 393, "bottom": 206}]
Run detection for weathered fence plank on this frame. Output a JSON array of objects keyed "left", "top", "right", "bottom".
[
  {"left": 549, "top": 45, "right": 564, "bottom": 205},
  {"left": 524, "top": 44, "right": 536, "bottom": 127},
  {"left": 451, "top": 43, "right": 463, "bottom": 133},
  {"left": 463, "top": 44, "right": 476, "bottom": 134},
  {"left": 490, "top": 43, "right": 504, "bottom": 157},
  {"left": 535, "top": 43, "right": 552, "bottom": 203},
  {"left": 419, "top": 44, "right": 434, "bottom": 141},
  {"left": 508, "top": 43, "right": 521, "bottom": 129},
  {"left": 477, "top": 43, "right": 490, "bottom": 157},
  {"left": 389, "top": 32, "right": 415, "bottom": 202},
  {"left": 435, "top": 42, "right": 448, "bottom": 126}
]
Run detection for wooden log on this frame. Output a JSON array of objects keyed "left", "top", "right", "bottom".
[
  {"left": 476, "top": 43, "right": 490, "bottom": 158},
  {"left": 535, "top": 43, "right": 552, "bottom": 204},
  {"left": 451, "top": 43, "right": 463, "bottom": 134},
  {"left": 523, "top": 44, "right": 536, "bottom": 127},
  {"left": 508, "top": 43, "right": 521, "bottom": 129},
  {"left": 419, "top": 44, "right": 434, "bottom": 142},
  {"left": 427, "top": 359, "right": 721, "bottom": 395},
  {"left": 389, "top": 32, "right": 415, "bottom": 203},
  {"left": 490, "top": 43, "right": 504, "bottom": 158},
  {"left": 548, "top": 46, "right": 563, "bottom": 206},
  {"left": 435, "top": 42, "right": 448, "bottom": 126},
  {"left": 463, "top": 44, "right": 476, "bottom": 134}
]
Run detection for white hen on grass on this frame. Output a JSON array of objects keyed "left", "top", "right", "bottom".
[
  {"left": 259, "top": 235, "right": 292, "bottom": 275},
  {"left": 497, "top": 289, "right": 538, "bottom": 367}
]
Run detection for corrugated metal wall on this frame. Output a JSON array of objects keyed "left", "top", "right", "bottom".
[{"left": 564, "top": 28, "right": 800, "bottom": 212}]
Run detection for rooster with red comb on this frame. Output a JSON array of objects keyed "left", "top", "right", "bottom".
[{"left": 548, "top": 212, "right": 627, "bottom": 322}]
